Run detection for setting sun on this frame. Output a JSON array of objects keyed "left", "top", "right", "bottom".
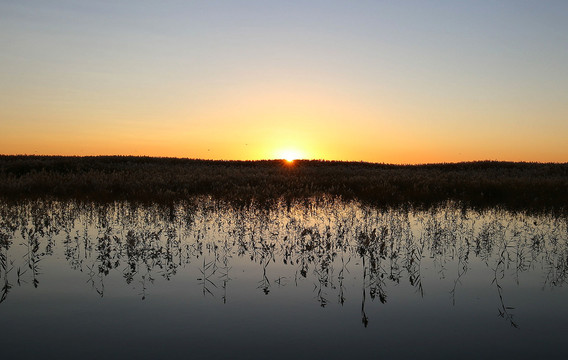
[{"left": 276, "top": 149, "right": 303, "bottom": 162}]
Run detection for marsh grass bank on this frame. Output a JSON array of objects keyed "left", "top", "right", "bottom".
[{"left": 0, "top": 155, "right": 567, "bottom": 211}]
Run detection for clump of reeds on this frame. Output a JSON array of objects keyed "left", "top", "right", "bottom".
[{"left": 0, "top": 155, "right": 567, "bottom": 212}]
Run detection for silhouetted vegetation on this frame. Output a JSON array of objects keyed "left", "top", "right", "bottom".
[{"left": 1, "top": 155, "right": 567, "bottom": 212}]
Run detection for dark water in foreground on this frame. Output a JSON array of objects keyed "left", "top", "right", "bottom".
[{"left": 1, "top": 198, "right": 567, "bottom": 359}]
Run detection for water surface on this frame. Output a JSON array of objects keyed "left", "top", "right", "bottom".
[{"left": 1, "top": 198, "right": 567, "bottom": 359}]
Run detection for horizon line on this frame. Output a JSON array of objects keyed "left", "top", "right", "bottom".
[{"left": 1, "top": 154, "right": 566, "bottom": 166}]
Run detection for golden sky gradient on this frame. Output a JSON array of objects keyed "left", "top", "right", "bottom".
[{"left": 1, "top": 1, "right": 567, "bottom": 163}]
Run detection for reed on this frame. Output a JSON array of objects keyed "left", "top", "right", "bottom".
[
  {"left": 1, "top": 198, "right": 566, "bottom": 326},
  {"left": 1, "top": 155, "right": 567, "bottom": 212}
]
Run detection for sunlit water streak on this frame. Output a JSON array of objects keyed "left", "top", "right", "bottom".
[{"left": 0, "top": 198, "right": 567, "bottom": 359}]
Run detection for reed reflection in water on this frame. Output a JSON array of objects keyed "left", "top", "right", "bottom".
[{"left": 1, "top": 198, "right": 568, "bottom": 359}]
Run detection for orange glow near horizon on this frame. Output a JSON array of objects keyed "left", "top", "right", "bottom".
[
  {"left": 3, "top": 81, "right": 566, "bottom": 164},
  {"left": 2, "top": 134, "right": 568, "bottom": 164},
  {"left": 1, "top": 55, "right": 567, "bottom": 164}
]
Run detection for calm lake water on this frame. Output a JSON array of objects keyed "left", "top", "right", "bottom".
[{"left": 1, "top": 198, "right": 567, "bottom": 359}]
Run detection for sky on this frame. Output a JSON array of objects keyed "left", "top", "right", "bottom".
[{"left": 1, "top": 0, "right": 567, "bottom": 164}]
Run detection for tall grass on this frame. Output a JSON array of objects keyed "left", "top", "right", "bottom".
[{"left": 1, "top": 155, "right": 567, "bottom": 211}]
